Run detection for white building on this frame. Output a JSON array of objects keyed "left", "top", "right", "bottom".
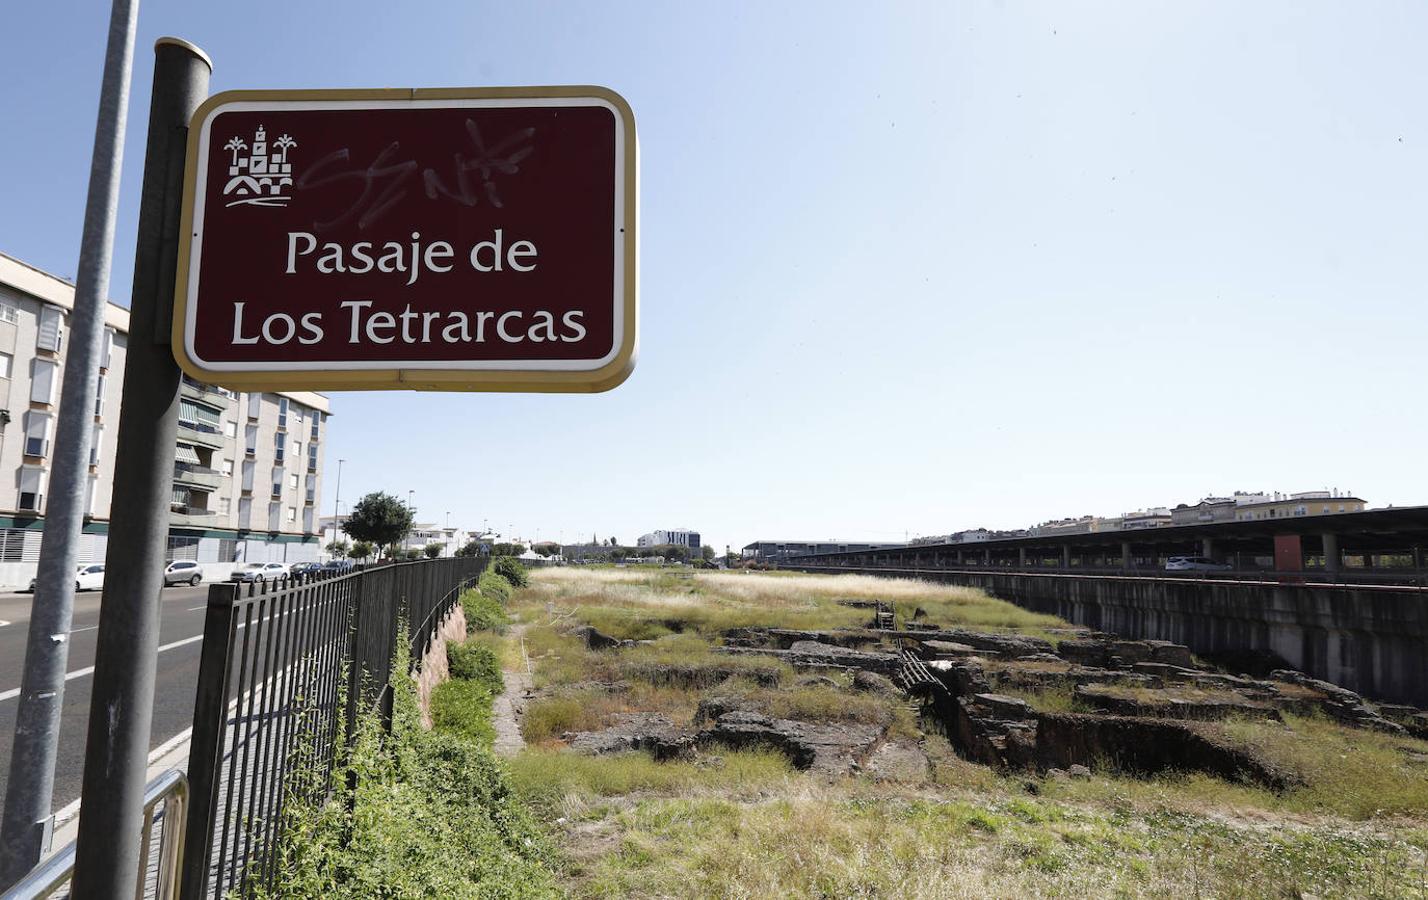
[
  {"left": 0, "top": 251, "right": 330, "bottom": 587},
  {"left": 637, "top": 528, "right": 702, "bottom": 549}
]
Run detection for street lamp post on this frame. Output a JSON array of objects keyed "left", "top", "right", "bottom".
[{"left": 330, "top": 458, "right": 345, "bottom": 555}]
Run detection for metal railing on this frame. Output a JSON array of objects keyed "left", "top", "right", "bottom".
[
  {"left": 2, "top": 769, "right": 189, "bottom": 900},
  {"left": 181, "top": 556, "right": 485, "bottom": 899}
]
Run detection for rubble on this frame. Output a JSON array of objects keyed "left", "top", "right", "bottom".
[{"left": 698, "top": 710, "right": 885, "bottom": 775}]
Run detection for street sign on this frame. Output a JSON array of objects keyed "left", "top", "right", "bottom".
[{"left": 173, "top": 87, "right": 637, "bottom": 392}]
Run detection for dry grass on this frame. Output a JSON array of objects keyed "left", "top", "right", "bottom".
[{"left": 517, "top": 568, "right": 1063, "bottom": 639}]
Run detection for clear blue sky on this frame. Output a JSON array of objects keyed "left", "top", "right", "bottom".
[{"left": 3, "top": 2, "right": 1426, "bottom": 551}]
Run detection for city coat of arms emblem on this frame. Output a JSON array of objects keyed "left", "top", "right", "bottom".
[{"left": 221, "top": 125, "right": 295, "bottom": 207}]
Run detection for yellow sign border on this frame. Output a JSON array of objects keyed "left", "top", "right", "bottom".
[{"left": 171, "top": 85, "right": 638, "bottom": 393}]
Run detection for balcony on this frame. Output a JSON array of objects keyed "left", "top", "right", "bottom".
[
  {"left": 170, "top": 504, "right": 217, "bottom": 528},
  {"left": 173, "top": 462, "right": 223, "bottom": 491},
  {"left": 177, "top": 419, "right": 226, "bottom": 451},
  {"left": 180, "top": 377, "right": 233, "bottom": 407}
]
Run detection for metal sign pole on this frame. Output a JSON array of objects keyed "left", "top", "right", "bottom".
[
  {"left": 0, "top": 0, "right": 139, "bottom": 886},
  {"left": 70, "top": 37, "right": 211, "bottom": 898}
]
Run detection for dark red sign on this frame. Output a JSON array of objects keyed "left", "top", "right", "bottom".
[{"left": 173, "top": 88, "right": 637, "bottom": 392}]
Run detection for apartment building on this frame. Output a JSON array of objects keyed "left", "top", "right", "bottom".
[{"left": 0, "top": 251, "right": 330, "bottom": 587}]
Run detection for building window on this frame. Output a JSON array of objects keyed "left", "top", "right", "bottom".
[
  {"left": 37, "top": 306, "right": 63, "bottom": 352},
  {"left": 274, "top": 431, "right": 286, "bottom": 463},
  {"left": 221, "top": 458, "right": 234, "bottom": 477},
  {"left": 101, "top": 328, "right": 113, "bottom": 369},
  {"left": 289, "top": 473, "right": 299, "bottom": 490},
  {"left": 23, "top": 412, "right": 50, "bottom": 457},
  {"left": 224, "top": 420, "right": 237, "bottom": 438},
  {"left": 310, "top": 413, "right": 320, "bottom": 441},
  {"left": 94, "top": 374, "right": 105, "bottom": 416},
  {"left": 277, "top": 397, "right": 289, "bottom": 429},
  {"left": 18, "top": 466, "right": 44, "bottom": 512},
  {"left": 244, "top": 425, "right": 258, "bottom": 457},
  {"left": 30, "top": 359, "right": 57, "bottom": 405},
  {"left": 0, "top": 299, "right": 18, "bottom": 325},
  {"left": 247, "top": 392, "right": 261, "bottom": 420},
  {"left": 286, "top": 506, "right": 297, "bottom": 523},
  {"left": 166, "top": 536, "right": 200, "bottom": 560},
  {"left": 90, "top": 425, "right": 103, "bottom": 467},
  {"left": 0, "top": 351, "right": 12, "bottom": 379},
  {"left": 218, "top": 496, "right": 231, "bottom": 516},
  {"left": 307, "top": 442, "right": 318, "bottom": 473},
  {"left": 218, "top": 538, "right": 239, "bottom": 561},
  {"left": 238, "top": 498, "right": 252, "bottom": 527}
]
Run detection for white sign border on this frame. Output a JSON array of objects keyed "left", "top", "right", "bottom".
[{"left": 184, "top": 95, "right": 627, "bottom": 374}]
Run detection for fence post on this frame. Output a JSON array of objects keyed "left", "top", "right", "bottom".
[
  {"left": 344, "top": 570, "right": 365, "bottom": 743},
  {"left": 180, "top": 582, "right": 239, "bottom": 900}
]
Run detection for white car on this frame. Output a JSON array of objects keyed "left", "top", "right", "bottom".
[
  {"left": 229, "top": 562, "right": 291, "bottom": 583},
  {"left": 163, "top": 559, "right": 204, "bottom": 586},
  {"left": 1165, "top": 556, "right": 1232, "bottom": 572},
  {"left": 29, "top": 564, "right": 106, "bottom": 593}
]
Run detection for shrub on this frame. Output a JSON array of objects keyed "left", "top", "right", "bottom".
[
  {"left": 478, "top": 570, "right": 513, "bottom": 605},
  {"left": 431, "top": 679, "right": 497, "bottom": 747},
  {"left": 492, "top": 555, "right": 529, "bottom": 589},
  {"left": 260, "top": 627, "right": 556, "bottom": 898},
  {"left": 448, "top": 640, "right": 503, "bottom": 693},
  {"left": 464, "top": 587, "right": 510, "bottom": 634}
]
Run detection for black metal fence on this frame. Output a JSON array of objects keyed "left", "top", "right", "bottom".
[{"left": 180, "top": 556, "right": 486, "bottom": 899}]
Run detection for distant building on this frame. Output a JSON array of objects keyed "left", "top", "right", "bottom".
[
  {"left": 742, "top": 539, "right": 905, "bottom": 561},
  {"left": 637, "top": 529, "right": 701, "bottom": 549},
  {"left": 1120, "top": 508, "right": 1173, "bottom": 530},
  {"left": 1028, "top": 516, "right": 1098, "bottom": 537},
  {"left": 1234, "top": 491, "right": 1365, "bottom": 522}
]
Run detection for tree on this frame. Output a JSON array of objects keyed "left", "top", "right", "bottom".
[
  {"left": 532, "top": 542, "right": 558, "bottom": 557},
  {"left": 455, "top": 539, "right": 484, "bottom": 558},
  {"left": 423, "top": 542, "right": 444, "bottom": 559},
  {"left": 701, "top": 545, "right": 716, "bottom": 561},
  {"left": 349, "top": 541, "right": 373, "bottom": 561},
  {"left": 492, "top": 542, "right": 526, "bottom": 557},
  {"left": 326, "top": 539, "right": 350, "bottom": 558},
  {"left": 341, "top": 492, "right": 414, "bottom": 557}
]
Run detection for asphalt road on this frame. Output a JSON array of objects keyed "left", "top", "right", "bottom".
[{"left": 0, "top": 581, "right": 216, "bottom": 814}]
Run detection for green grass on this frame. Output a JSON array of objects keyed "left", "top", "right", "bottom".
[
  {"left": 506, "top": 748, "right": 795, "bottom": 816},
  {"left": 432, "top": 678, "right": 498, "bottom": 747},
  {"left": 559, "top": 787, "right": 1428, "bottom": 899}
]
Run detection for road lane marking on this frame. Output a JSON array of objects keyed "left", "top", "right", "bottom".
[
  {"left": 188, "top": 605, "right": 207, "bottom": 611},
  {"left": 0, "top": 620, "right": 10, "bottom": 627},
  {"left": 68, "top": 625, "right": 98, "bottom": 634},
  {"left": 0, "top": 605, "right": 301, "bottom": 703},
  {"left": 0, "top": 632, "right": 207, "bottom": 703}
]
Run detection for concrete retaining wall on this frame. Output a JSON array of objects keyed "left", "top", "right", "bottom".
[{"left": 790, "top": 566, "right": 1428, "bottom": 706}]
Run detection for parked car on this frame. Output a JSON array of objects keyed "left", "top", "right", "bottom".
[
  {"left": 228, "top": 562, "right": 291, "bottom": 583},
  {"left": 163, "top": 559, "right": 204, "bottom": 586},
  {"left": 1165, "top": 556, "right": 1232, "bottom": 572},
  {"left": 289, "top": 562, "right": 324, "bottom": 577},
  {"left": 29, "top": 564, "right": 106, "bottom": 593},
  {"left": 320, "top": 559, "right": 355, "bottom": 574}
]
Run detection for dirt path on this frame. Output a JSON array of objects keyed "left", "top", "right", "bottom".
[{"left": 492, "top": 623, "right": 532, "bottom": 757}]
